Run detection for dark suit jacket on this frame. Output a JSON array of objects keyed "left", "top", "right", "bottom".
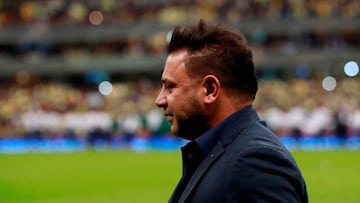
[{"left": 169, "top": 107, "right": 308, "bottom": 203}]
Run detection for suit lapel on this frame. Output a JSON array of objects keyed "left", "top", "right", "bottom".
[
  {"left": 178, "top": 143, "right": 225, "bottom": 203},
  {"left": 173, "top": 107, "right": 261, "bottom": 203},
  {"left": 168, "top": 176, "right": 184, "bottom": 203}
]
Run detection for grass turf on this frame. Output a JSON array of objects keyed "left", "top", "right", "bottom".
[{"left": 0, "top": 150, "right": 359, "bottom": 203}]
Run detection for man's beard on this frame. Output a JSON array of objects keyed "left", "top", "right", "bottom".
[{"left": 175, "top": 98, "right": 210, "bottom": 140}]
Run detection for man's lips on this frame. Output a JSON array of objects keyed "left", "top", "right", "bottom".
[{"left": 164, "top": 114, "right": 173, "bottom": 123}]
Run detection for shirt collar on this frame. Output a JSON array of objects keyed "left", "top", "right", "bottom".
[{"left": 195, "top": 105, "right": 254, "bottom": 156}]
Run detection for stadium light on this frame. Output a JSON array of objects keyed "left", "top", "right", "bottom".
[
  {"left": 89, "top": 10, "right": 103, "bottom": 25},
  {"left": 322, "top": 76, "right": 337, "bottom": 91},
  {"left": 98, "top": 81, "right": 113, "bottom": 96},
  {"left": 344, "top": 61, "right": 359, "bottom": 77}
]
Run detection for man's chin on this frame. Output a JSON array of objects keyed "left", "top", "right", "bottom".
[
  {"left": 171, "top": 130, "right": 190, "bottom": 140},
  {"left": 175, "top": 131, "right": 199, "bottom": 140},
  {"left": 171, "top": 124, "right": 202, "bottom": 140},
  {"left": 170, "top": 125, "right": 177, "bottom": 136}
]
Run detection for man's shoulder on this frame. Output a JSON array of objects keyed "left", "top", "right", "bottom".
[{"left": 226, "top": 120, "right": 290, "bottom": 157}]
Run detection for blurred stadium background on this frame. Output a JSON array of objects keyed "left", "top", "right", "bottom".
[
  {"left": 1, "top": 1, "right": 360, "bottom": 203},
  {"left": 1, "top": 0, "right": 360, "bottom": 152}
]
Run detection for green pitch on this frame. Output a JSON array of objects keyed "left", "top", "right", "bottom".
[{"left": 0, "top": 150, "right": 359, "bottom": 203}]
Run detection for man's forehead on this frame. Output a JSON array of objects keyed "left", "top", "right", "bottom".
[
  {"left": 161, "top": 50, "right": 192, "bottom": 83},
  {"left": 163, "top": 50, "right": 188, "bottom": 73},
  {"left": 166, "top": 49, "right": 188, "bottom": 64}
]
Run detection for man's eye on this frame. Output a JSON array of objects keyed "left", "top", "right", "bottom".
[
  {"left": 164, "top": 83, "right": 175, "bottom": 93},
  {"left": 166, "top": 87, "right": 173, "bottom": 94}
]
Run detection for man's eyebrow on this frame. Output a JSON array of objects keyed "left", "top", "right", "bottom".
[
  {"left": 161, "top": 78, "right": 171, "bottom": 84},
  {"left": 161, "top": 79, "right": 177, "bottom": 87}
]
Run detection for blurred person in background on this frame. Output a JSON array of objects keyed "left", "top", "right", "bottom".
[{"left": 155, "top": 20, "right": 308, "bottom": 203}]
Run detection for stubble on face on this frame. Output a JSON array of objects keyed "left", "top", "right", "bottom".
[{"left": 173, "top": 94, "right": 209, "bottom": 140}]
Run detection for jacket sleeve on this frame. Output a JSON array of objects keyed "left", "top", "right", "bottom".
[{"left": 225, "top": 147, "right": 307, "bottom": 203}]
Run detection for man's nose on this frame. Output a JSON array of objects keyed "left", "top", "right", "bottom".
[{"left": 155, "top": 90, "right": 166, "bottom": 108}]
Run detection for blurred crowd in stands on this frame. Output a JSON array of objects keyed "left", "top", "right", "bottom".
[
  {"left": 0, "top": 0, "right": 359, "bottom": 74},
  {"left": 0, "top": 0, "right": 359, "bottom": 27},
  {"left": 0, "top": 76, "right": 360, "bottom": 143},
  {"left": 0, "top": 0, "right": 360, "bottom": 145}
]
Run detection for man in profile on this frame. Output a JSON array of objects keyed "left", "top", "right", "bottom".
[{"left": 155, "top": 20, "right": 308, "bottom": 203}]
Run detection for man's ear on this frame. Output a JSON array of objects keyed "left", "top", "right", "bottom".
[{"left": 202, "top": 75, "right": 221, "bottom": 104}]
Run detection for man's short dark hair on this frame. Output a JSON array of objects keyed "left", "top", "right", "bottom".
[{"left": 168, "top": 20, "right": 258, "bottom": 100}]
